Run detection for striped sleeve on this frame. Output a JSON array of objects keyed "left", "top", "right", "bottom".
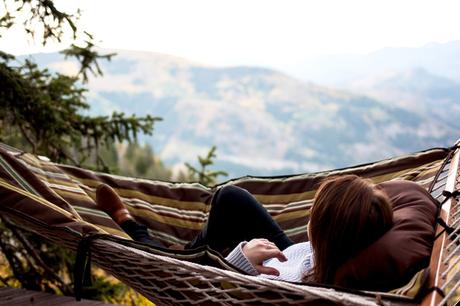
[{"left": 225, "top": 242, "right": 259, "bottom": 276}]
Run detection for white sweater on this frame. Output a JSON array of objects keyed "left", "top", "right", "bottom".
[{"left": 225, "top": 241, "right": 314, "bottom": 282}]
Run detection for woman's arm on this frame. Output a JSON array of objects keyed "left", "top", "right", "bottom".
[
  {"left": 225, "top": 241, "right": 260, "bottom": 275},
  {"left": 225, "top": 238, "right": 287, "bottom": 276}
]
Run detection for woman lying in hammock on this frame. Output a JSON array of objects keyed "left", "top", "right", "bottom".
[{"left": 96, "top": 175, "right": 398, "bottom": 284}]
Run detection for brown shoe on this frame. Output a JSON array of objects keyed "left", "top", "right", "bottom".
[{"left": 96, "top": 184, "right": 134, "bottom": 224}]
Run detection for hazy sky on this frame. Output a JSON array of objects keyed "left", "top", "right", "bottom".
[{"left": 3, "top": 0, "right": 460, "bottom": 69}]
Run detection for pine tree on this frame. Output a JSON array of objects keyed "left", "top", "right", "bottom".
[
  {"left": 185, "top": 146, "right": 228, "bottom": 186},
  {"left": 0, "top": 1, "right": 158, "bottom": 304}
]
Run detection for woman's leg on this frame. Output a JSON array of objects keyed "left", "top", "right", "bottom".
[
  {"left": 96, "top": 184, "right": 163, "bottom": 248},
  {"left": 120, "top": 219, "right": 163, "bottom": 248},
  {"left": 97, "top": 183, "right": 293, "bottom": 254},
  {"left": 185, "top": 185, "right": 293, "bottom": 254}
]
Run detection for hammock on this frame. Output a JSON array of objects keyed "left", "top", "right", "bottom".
[{"left": 0, "top": 141, "right": 459, "bottom": 306}]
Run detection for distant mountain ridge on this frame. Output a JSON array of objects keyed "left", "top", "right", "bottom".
[
  {"left": 348, "top": 67, "right": 460, "bottom": 130},
  {"left": 288, "top": 40, "right": 460, "bottom": 87},
  {"left": 26, "top": 49, "right": 460, "bottom": 178}
]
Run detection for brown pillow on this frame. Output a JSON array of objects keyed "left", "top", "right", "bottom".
[{"left": 334, "top": 180, "right": 438, "bottom": 291}]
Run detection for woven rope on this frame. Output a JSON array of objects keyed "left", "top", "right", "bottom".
[{"left": 91, "top": 240, "right": 415, "bottom": 306}]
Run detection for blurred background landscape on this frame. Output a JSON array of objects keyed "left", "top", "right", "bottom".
[
  {"left": 4, "top": 0, "right": 459, "bottom": 181},
  {"left": 26, "top": 41, "right": 460, "bottom": 178}
]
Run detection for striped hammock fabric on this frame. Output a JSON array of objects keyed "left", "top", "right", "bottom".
[{"left": 0, "top": 141, "right": 459, "bottom": 306}]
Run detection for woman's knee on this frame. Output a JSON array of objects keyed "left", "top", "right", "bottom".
[{"left": 213, "top": 185, "right": 250, "bottom": 209}]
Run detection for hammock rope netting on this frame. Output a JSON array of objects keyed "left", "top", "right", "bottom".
[{"left": 0, "top": 141, "right": 459, "bottom": 306}]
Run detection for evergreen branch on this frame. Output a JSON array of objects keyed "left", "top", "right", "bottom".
[
  {"left": 185, "top": 146, "right": 228, "bottom": 186},
  {"left": 61, "top": 40, "right": 116, "bottom": 82},
  {"left": 12, "top": 110, "right": 36, "bottom": 153}
]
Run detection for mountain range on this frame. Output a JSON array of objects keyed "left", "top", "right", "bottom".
[
  {"left": 287, "top": 40, "right": 460, "bottom": 87},
  {"left": 26, "top": 44, "right": 460, "bottom": 178}
]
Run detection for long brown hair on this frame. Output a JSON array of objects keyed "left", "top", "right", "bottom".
[{"left": 306, "top": 175, "right": 393, "bottom": 284}]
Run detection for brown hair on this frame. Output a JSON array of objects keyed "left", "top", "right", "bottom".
[{"left": 306, "top": 175, "right": 393, "bottom": 284}]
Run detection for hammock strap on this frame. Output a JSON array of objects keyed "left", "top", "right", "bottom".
[
  {"left": 74, "top": 233, "right": 107, "bottom": 301},
  {"left": 438, "top": 189, "right": 460, "bottom": 207},
  {"left": 419, "top": 286, "right": 446, "bottom": 300},
  {"left": 434, "top": 188, "right": 460, "bottom": 241},
  {"left": 435, "top": 217, "right": 460, "bottom": 243}
]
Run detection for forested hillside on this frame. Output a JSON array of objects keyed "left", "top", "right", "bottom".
[{"left": 29, "top": 50, "right": 460, "bottom": 177}]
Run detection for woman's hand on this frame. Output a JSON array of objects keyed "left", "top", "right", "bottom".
[{"left": 242, "top": 238, "right": 288, "bottom": 276}]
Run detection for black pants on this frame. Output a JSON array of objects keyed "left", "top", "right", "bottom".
[{"left": 121, "top": 185, "right": 294, "bottom": 254}]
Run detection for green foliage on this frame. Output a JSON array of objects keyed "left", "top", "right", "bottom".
[
  {"left": 0, "top": 0, "right": 114, "bottom": 81},
  {"left": 121, "top": 142, "right": 172, "bottom": 180},
  {"left": 0, "top": 54, "right": 161, "bottom": 171},
  {"left": 0, "top": 0, "right": 78, "bottom": 43},
  {"left": 62, "top": 36, "right": 116, "bottom": 82},
  {"left": 0, "top": 217, "right": 74, "bottom": 295},
  {"left": 97, "top": 141, "right": 173, "bottom": 181},
  {"left": 185, "top": 145, "right": 228, "bottom": 186}
]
